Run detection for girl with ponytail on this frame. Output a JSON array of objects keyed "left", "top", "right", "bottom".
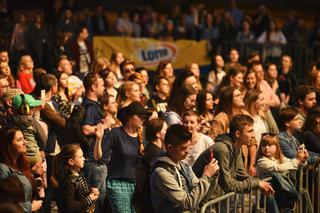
[{"left": 52, "top": 144, "right": 99, "bottom": 213}]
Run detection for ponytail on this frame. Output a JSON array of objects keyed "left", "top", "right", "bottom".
[
  {"left": 51, "top": 144, "right": 81, "bottom": 187},
  {"left": 137, "top": 127, "right": 144, "bottom": 156}
]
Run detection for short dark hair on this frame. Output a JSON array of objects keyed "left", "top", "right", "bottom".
[
  {"left": 278, "top": 107, "right": 299, "bottom": 131},
  {"left": 164, "top": 124, "right": 192, "bottom": 146},
  {"left": 120, "top": 59, "right": 135, "bottom": 75},
  {"left": 83, "top": 72, "right": 99, "bottom": 92},
  {"left": 229, "top": 114, "right": 254, "bottom": 137},
  {"left": 153, "top": 76, "right": 169, "bottom": 91},
  {"left": 296, "top": 85, "right": 315, "bottom": 106},
  {"left": 145, "top": 118, "right": 165, "bottom": 142}
]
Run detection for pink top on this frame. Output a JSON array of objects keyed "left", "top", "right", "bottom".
[{"left": 259, "top": 80, "right": 280, "bottom": 107}]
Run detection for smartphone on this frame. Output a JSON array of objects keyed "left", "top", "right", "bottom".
[
  {"left": 210, "top": 147, "right": 214, "bottom": 161},
  {"left": 298, "top": 144, "right": 305, "bottom": 151},
  {"left": 41, "top": 89, "right": 45, "bottom": 104}
]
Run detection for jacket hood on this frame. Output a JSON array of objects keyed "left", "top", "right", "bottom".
[
  {"left": 215, "top": 133, "right": 235, "bottom": 149},
  {"left": 152, "top": 152, "right": 179, "bottom": 170}
]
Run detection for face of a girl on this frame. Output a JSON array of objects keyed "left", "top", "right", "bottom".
[
  {"left": 184, "top": 94, "right": 197, "bottom": 110},
  {"left": 59, "top": 73, "right": 69, "bottom": 88},
  {"left": 205, "top": 93, "right": 214, "bottom": 111},
  {"left": 190, "top": 63, "right": 200, "bottom": 77},
  {"left": 159, "top": 122, "right": 168, "bottom": 142},
  {"left": 232, "top": 89, "right": 244, "bottom": 108},
  {"left": 128, "top": 84, "right": 141, "bottom": 102},
  {"left": 231, "top": 72, "right": 243, "bottom": 88},
  {"left": 106, "top": 72, "right": 116, "bottom": 87},
  {"left": 132, "top": 115, "right": 144, "bottom": 128},
  {"left": 261, "top": 143, "right": 277, "bottom": 158},
  {"left": 246, "top": 72, "right": 256, "bottom": 89},
  {"left": 11, "top": 131, "right": 27, "bottom": 155},
  {"left": 72, "top": 148, "right": 85, "bottom": 169},
  {"left": 140, "top": 70, "right": 149, "bottom": 85},
  {"left": 267, "top": 64, "right": 278, "bottom": 79},
  {"left": 106, "top": 96, "right": 118, "bottom": 114},
  {"left": 163, "top": 63, "right": 174, "bottom": 77},
  {"left": 215, "top": 55, "right": 224, "bottom": 68},
  {"left": 184, "top": 76, "right": 198, "bottom": 91},
  {"left": 183, "top": 115, "right": 199, "bottom": 133},
  {"left": 255, "top": 93, "right": 265, "bottom": 111},
  {"left": 116, "top": 52, "right": 124, "bottom": 65},
  {"left": 281, "top": 56, "right": 291, "bottom": 69}
]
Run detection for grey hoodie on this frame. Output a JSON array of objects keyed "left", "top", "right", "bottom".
[
  {"left": 193, "top": 134, "right": 260, "bottom": 194},
  {"left": 150, "top": 154, "right": 216, "bottom": 213}
]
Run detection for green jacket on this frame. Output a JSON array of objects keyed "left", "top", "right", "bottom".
[{"left": 193, "top": 134, "right": 260, "bottom": 195}]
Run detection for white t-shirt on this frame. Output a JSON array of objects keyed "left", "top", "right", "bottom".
[
  {"left": 78, "top": 41, "right": 91, "bottom": 73},
  {"left": 184, "top": 134, "right": 214, "bottom": 166},
  {"left": 253, "top": 115, "right": 268, "bottom": 146}
]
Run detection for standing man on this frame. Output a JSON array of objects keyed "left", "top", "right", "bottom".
[{"left": 81, "top": 73, "right": 109, "bottom": 213}]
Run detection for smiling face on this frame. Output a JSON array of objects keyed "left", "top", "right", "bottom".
[
  {"left": 245, "top": 72, "right": 257, "bottom": 89},
  {"left": 183, "top": 114, "right": 199, "bottom": 133},
  {"left": 232, "top": 89, "right": 244, "bottom": 108},
  {"left": 230, "top": 72, "right": 243, "bottom": 88}
]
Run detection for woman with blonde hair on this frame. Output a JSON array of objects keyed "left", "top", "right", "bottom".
[
  {"left": 91, "top": 57, "right": 110, "bottom": 75},
  {"left": 116, "top": 81, "right": 141, "bottom": 108}
]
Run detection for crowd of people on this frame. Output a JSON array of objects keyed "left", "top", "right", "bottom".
[
  {"left": 0, "top": 1, "right": 320, "bottom": 213},
  {"left": 1, "top": 0, "right": 320, "bottom": 72}
]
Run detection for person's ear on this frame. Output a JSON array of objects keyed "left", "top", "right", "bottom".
[
  {"left": 156, "top": 132, "right": 161, "bottom": 138},
  {"left": 68, "top": 158, "right": 75, "bottom": 166},
  {"left": 166, "top": 144, "right": 173, "bottom": 153},
  {"left": 285, "top": 121, "right": 290, "bottom": 128},
  {"left": 235, "top": 130, "right": 241, "bottom": 139},
  {"left": 297, "top": 98, "right": 303, "bottom": 106}
]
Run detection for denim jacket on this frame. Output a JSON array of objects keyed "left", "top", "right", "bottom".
[
  {"left": 0, "top": 163, "right": 32, "bottom": 212},
  {"left": 279, "top": 131, "right": 319, "bottom": 164}
]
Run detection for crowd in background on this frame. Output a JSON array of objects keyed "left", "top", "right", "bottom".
[{"left": 0, "top": 0, "right": 320, "bottom": 213}]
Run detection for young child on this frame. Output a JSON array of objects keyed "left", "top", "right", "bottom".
[
  {"left": 182, "top": 110, "right": 214, "bottom": 166},
  {"left": 278, "top": 107, "right": 320, "bottom": 164},
  {"left": 256, "top": 133, "right": 308, "bottom": 178},
  {"left": 17, "top": 55, "right": 36, "bottom": 94},
  {"left": 52, "top": 144, "right": 100, "bottom": 213},
  {"left": 256, "top": 133, "right": 308, "bottom": 212}
]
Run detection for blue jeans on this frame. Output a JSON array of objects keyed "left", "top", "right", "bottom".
[{"left": 83, "top": 162, "right": 107, "bottom": 213}]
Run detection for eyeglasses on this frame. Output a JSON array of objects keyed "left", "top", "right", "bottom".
[
  {"left": 0, "top": 85, "right": 9, "bottom": 88},
  {"left": 261, "top": 132, "right": 278, "bottom": 137},
  {"left": 125, "top": 68, "right": 135, "bottom": 73}
]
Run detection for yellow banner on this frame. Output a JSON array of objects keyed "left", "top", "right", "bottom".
[{"left": 93, "top": 36, "right": 210, "bottom": 70}]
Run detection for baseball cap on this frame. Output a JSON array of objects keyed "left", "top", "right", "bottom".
[
  {"left": 118, "top": 101, "right": 152, "bottom": 123},
  {"left": 12, "top": 94, "right": 42, "bottom": 110}
]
